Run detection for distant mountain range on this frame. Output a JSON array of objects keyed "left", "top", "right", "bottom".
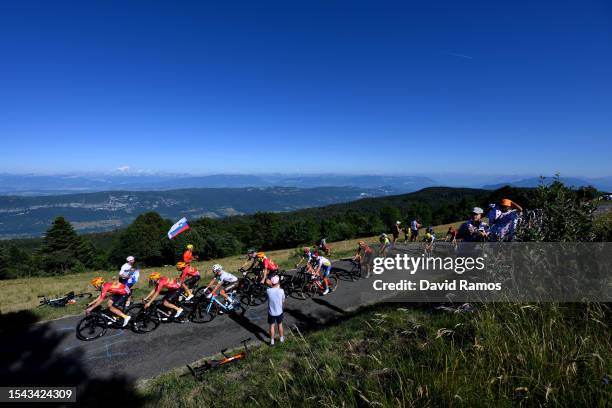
[
  {"left": 0, "top": 186, "right": 393, "bottom": 238},
  {"left": 0, "top": 173, "right": 438, "bottom": 196},
  {"left": 483, "top": 176, "right": 612, "bottom": 191}
]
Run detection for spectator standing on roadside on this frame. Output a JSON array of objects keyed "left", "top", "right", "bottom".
[
  {"left": 488, "top": 198, "right": 523, "bottom": 241},
  {"left": 119, "top": 255, "right": 139, "bottom": 306},
  {"left": 266, "top": 275, "right": 285, "bottom": 346},
  {"left": 458, "top": 207, "right": 489, "bottom": 242},
  {"left": 391, "top": 221, "right": 402, "bottom": 249},
  {"left": 409, "top": 218, "right": 422, "bottom": 242}
]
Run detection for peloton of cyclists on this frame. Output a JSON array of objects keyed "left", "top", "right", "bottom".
[
  {"left": 86, "top": 277, "right": 132, "bottom": 327},
  {"left": 144, "top": 272, "right": 184, "bottom": 318}
]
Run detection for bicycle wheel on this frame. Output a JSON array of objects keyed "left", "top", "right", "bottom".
[
  {"left": 327, "top": 275, "right": 339, "bottom": 293},
  {"left": 190, "top": 300, "right": 219, "bottom": 323},
  {"left": 128, "top": 305, "right": 160, "bottom": 333},
  {"left": 76, "top": 315, "right": 107, "bottom": 341},
  {"left": 300, "top": 281, "right": 317, "bottom": 299}
]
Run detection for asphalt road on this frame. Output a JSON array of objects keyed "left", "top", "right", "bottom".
[{"left": 3, "top": 244, "right": 432, "bottom": 386}]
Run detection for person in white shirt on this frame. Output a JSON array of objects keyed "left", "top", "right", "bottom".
[
  {"left": 266, "top": 275, "right": 285, "bottom": 345},
  {"left": 118, "top": 255, "right": 138, "bottom": 306}
]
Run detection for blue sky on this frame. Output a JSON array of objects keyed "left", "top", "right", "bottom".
[{"left": 1, "top": 0, "right": 611, "bottom": 177}]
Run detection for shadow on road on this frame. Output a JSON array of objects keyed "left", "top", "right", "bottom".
[
  {"left": 284, "top": 307, "right": 321, "bottom": 328},
  {"left": 312, "top": 298, "right": 346, "bottom": 315},
  {"left": 228, "top": 313, "right": 268, "bottom": 342},
  {"left": 0, "top": 310, "right": 147, "bottom": 407}
]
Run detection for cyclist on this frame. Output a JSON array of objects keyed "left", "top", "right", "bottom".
[
  {"left": 316, "top": 237, "right": 331, "bottom": 256},
  {"left": 353, "top": 240, "right": 374, "bottom": 278},
  {"left": 177, "top": 261, "right": 200, "bottom": 300},
  {"left": 423, "top": 231, "right": 436, "bottom": 255},
  {"left": 118, "top": 255, "right": 139, "bottom": 307},
  {"left": 143, "top": 272, "right": 184, "bottom": 318},
  {"left": 295, "top": 247, "right": 313, "bottom": 268},
  {"left": 256, "top": 252, "right": 279, "bottom": 285},
  {"left": 379, "top": 233, "right": 390, "bottom": 257},
  {"left": 203, "top": 264, "right": 239, "bottom": 305},
  {"left": 183, "top": 244, "right": 198, "bottom": 265},
  {"left": 86, "top": 277, "right": 131, "bottom": 327},
  {"left": 458, "top": 207, "right": 489, "bottom": 242},
  {"left": 446, "top": 226, "right": 458, "bottom": 246},
  {"left": 239, "top": 249, "right": 259, "bottom": 274},
  {"left": 308, "top": 252, "right": 333, "bottom": 295}
]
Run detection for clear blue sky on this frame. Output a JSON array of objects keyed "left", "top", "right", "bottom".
[{"left": 1, "top": 0, "right": 611, "bottom": 177}]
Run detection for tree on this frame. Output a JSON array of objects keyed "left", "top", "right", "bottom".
[
  {"left": 109, "top": 212, "right": 173, "bottom": 267},
  {"left": 39, "top": 217, "right": 93, "bottom": 274}
]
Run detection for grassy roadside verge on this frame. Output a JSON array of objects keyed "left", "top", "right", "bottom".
[{"left": 142, "top": 302, "right": 610, "bottom": 407}]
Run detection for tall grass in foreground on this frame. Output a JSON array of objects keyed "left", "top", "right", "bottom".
[{"left": 145, "top": 302, "right": 610, "bottom": 407}]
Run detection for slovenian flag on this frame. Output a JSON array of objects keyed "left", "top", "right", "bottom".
[{"left": 168, "top": 217, "right": 190, "bottom": 239}]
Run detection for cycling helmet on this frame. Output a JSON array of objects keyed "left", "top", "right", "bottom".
[
  {"left": 212, "top": 264, "right": 223, "bottom": 274},
  {"left": 126, "top": 256, "right": 135, "bottom": 262},
  {"left": 311, "top": 252, "right": 319, "bottom": 258},
  {"left": 247, "top": 248, "right": 256, "bottom": 254},
  {"left": 176, "top": 261, "right": 187, "bottom": 270},
  {"left": 186, "top": 244, "right": 194, "bottom": 250},
  {"left": 149, "top": 272, "right": 162, "bottom": 281},
  {"left": 380, "top": 233, "right": 387, "bottom": 238},
  {"left": 303, "top": 247, "right": 310, "bottom": 253},
  {"left": 91, "top": 277, "right": 105, "bottom": 287},
  {"left": 256, "top": 251, "right": 265, "bottom": 259},
  {"left": 358, "top": 240, "right": 366, "bottom": 246}
]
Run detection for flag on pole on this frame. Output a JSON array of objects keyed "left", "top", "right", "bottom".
[{"left": 168, "top": 217, "right": 190, "bottom": 239}]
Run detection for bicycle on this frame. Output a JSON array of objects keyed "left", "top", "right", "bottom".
[
  {"left": 39, "top": 291, "right": 92, "bottom": 308},
  {"left": 284, "top": 266, "right": 311, "bottom": 299},
  {"left": 191, "top": 289, "right": 246, "bottom": 323},
  {"left": 187, "top": 338, "right": 251, "bottom": 380},
  {"left": 75, "top": 305, "right": 134, "bottom": 341},
  {"left": 237, "top": 270, "right": 267, "bottom": 306},
  {"left": 299, "top": 272, "right": 338, "bottom": 299},
  {"left": 337, "top": 258, "right": 364, "bottom": 281}
]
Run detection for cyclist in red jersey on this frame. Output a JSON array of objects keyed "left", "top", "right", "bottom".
[
  {"left": 256, "top": 252, "right": 278, "bottom": 285},
  {"left": 177, "top": 261, "right": 200, "bottom": 300},
  {"left": 143, "top": 272, "right": 184, "bottom": 318},
  {"left": 86, "top": 277, "right": 131, "bottom": 327}
]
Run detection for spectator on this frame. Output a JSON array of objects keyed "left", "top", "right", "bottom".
[
  {"left": 409, "top": 218, "right": 422, "bottom": 242},
  {"left": 391, "top": 221, "right": 402, "bottom": 249},
  {"left": 458, "top": 207, "right": 489, "bottom": 242},
  {"left": 488, "top": 198, "right": 523, "bottom": 241},
  {"left": 266, "top": 275, "right": 285, "bottom": 346}
]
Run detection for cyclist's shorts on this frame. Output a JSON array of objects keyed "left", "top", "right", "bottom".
[
  {"left": 163, "top": 289, "right": 180, "bottom": 304},
  {"left": 111, "top": 293, "right": 129, "bottom": 308},
  {"left": 411, "top": 229, "right": 419, "bottom": 236},
  {"left": 184, "top": 275, "right": 200, "bottom": 289},
  {"left": 268, "top": 313, "right": 284, "bottom": 324},
  {"left": 222, "top": 282, "right": 238, "bottom": 293},
  {"left": 321, "top": 264, "right": 332, "bottom": 278}
]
